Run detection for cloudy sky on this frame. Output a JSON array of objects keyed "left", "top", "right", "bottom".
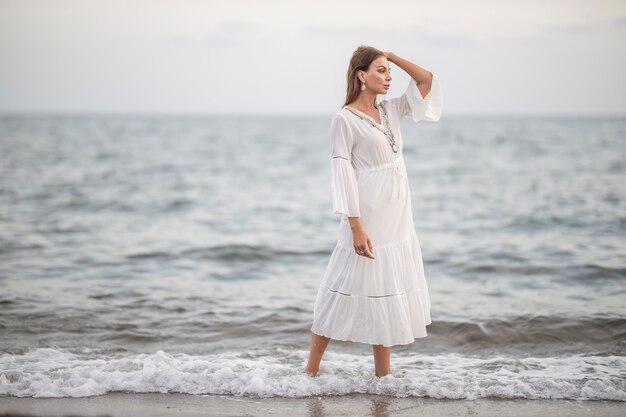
[{"left": 1, "top": 0, "right": 624, "bottom": 116}]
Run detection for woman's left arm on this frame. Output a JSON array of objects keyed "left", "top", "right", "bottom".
[{"left": 384, "top": 51, "right": 433, "bottom": 99}]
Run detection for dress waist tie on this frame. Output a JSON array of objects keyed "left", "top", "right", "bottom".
[
  {"left": 355, "top": 157, "right": 406, "bottom": 201},
  {"left": 391, "top": 161, "right": 405, "bottom": 200}
]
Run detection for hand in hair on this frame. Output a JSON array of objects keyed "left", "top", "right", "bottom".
[{"left": 383, "top": 51, "right": 396, "bottom": 62}]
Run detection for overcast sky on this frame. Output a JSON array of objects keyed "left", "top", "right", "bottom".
[{"left": 1, "top": 0, "right": 625, "bottom": 116}]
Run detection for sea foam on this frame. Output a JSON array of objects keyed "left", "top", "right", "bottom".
[{"left": 0, "top": 347, "right": 624, "bottom": 400}]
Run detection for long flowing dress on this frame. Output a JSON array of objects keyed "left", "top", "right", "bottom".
[{"left": 310, "top": 73, "right": 443, "bottom": 347}]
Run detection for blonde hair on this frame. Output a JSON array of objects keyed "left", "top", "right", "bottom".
[{"left": 342, "top": 45, "right": 386, "bottom": 108}]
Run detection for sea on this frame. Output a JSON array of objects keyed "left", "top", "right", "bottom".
[{"left": 0, "top": 113, "right": 624, "bottom": 400}]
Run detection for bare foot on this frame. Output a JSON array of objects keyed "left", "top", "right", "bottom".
[{"left": 303, "top": 368, "right": 318, "bottom": 377}]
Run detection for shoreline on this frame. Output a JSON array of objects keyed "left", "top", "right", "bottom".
[{"left": 1, "top": 393, "right": 624, "bottom": 417}]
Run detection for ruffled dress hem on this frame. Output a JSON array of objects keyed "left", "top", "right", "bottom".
[
  {"left": 311, "top": 231, "right": 432, "bottom": 347},
  {"left": 310, "top": 319, "right": 432, "bottom": 348}
]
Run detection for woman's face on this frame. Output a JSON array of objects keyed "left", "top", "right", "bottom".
[{"left": 360, "top": 56, "right": 392, "bottom": 95}]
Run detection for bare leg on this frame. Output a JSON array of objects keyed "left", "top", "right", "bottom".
[
  {"left": 304, "top": 331, "right": 330, "bottom": 376},
  {"left": 372, "top": 344, "right": 391, "bottom": 377}
]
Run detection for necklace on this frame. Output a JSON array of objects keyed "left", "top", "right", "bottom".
[{"left": 344, "top": 102, "right": 398, "bottom": 153}]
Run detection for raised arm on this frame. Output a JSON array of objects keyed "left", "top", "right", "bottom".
[
  {"left": 383, "top": 51, "right": 443, "bottom": 123},
  {"left": 384, "top": 51, "right": 433, "bottom": 99}
]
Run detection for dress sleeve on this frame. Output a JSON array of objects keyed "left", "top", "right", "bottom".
[
  {"left": 329, "top": 113, "right": 360, "bottom": 218},
  {"left": 389, "top": 71, "right": 443, "bottom": 123}
]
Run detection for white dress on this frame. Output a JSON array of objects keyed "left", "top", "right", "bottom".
[{"left": 310, "top": 73, "right": 443, "bottom": 347}]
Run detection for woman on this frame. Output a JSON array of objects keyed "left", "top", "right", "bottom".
[{"left": 304, "top": 45, "right": 443, "bottom": 378}]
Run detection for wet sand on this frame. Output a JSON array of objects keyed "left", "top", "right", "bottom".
[{"left": 0, "top": 393, "right": 624, "bottom": 417}]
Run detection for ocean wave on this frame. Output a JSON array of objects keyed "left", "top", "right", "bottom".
[
  {"left": 430, "top": 314, "right": 626, "bottom": 349},
  {"left": 0, "top": 347, "right": 624, "bottom": 400},
  {"left": 124, "top": 244, "right": 328, "bottom": 262}
]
